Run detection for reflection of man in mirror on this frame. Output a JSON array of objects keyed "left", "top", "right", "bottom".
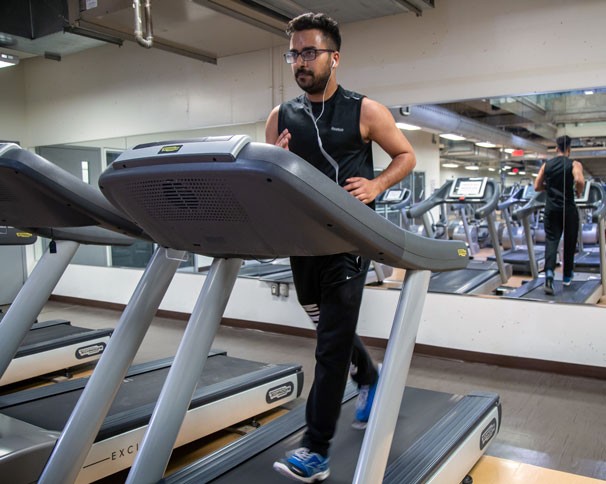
[{"left": 534, "top": 135, "right": 585, "bottom": 295}]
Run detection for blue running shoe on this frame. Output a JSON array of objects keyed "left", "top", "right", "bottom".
[
  {"left": 273, "top": 447, "right": 330, "bottom": 482},
  {"left": 563, "top": 273, "right": 574, "bottom": 286},
  {"left": 352, "top": 379, "right": 378, "bottom": 430}
]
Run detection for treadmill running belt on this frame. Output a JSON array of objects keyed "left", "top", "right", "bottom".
[
  {"left": 0, "top": 355, "right": 288, "bottom": 440},
  {"left": 19, "top": 322, "right": 91, "bottom": 346},
  {"left": 429, "top": 268, "right": 499, "bottom": 294},
  {"left": 166, "top": 387, "right": 499, "bottom": 484}
]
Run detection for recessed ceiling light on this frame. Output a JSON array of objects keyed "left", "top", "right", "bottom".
[
  {"left": 441, "top": 162, "right": 459, "bottom": 168},
  {"left": 0, "top": 52, "right": 19, "bottom": 69},
  {"left": 503, "top": 148, "right": 516, "bottom": 154},
  {"left": 464, "top": 165, "right": 480, "bottom": 170},
  {"left": 476, "top": 141, "right": 497, "bottom": 148},
  {"left": 395, "top": 122, "right": 421, "bottom": 130},
  {"left": 439, "top": 133, "right": 466, "bottom": 141}
]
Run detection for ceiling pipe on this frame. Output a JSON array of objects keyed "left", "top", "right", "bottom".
[{"left": 393, "top": 104, "right": 549, "bottom": 155}]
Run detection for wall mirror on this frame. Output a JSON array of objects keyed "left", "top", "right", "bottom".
[{"left": 31, "top": 87, "right": 606, "bottom": 305}]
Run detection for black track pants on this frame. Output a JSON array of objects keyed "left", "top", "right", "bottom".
[
  {"left": 290, "top": 254, "right": 379, "bottom": 457},
  {"left": 544, "top": 206, "right": 579, "bottom": 277}
]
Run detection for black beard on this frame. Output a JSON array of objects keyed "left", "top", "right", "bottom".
[{"left": 295, "top": 67, "right": 331, "bottom": 95}]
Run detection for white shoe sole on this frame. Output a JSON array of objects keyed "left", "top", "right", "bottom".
[{"left": 273, "top": 461, "right": 330, "bottom": 482}]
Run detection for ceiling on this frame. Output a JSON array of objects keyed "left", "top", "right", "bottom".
[
  {"left": 392, "top": 89, "right": 606, "bottom": 180},
  {"left": 1, "top": 0, "right": 606, "bottom": 181}
]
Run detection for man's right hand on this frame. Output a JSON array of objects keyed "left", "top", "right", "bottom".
[{"left": 275, "top": 129, "right": 291, "bottom": 150}]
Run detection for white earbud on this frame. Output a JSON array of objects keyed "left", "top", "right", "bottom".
[{"left": 331, "top": 59, "right": 336, "bottom": 69}]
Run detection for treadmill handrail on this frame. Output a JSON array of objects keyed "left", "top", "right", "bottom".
[
  {"left": 99, "top": 139, "right": 469, "bottom": 272},
  {"left": 497, "top": 186, "right": 524, "bottom": 211},
  {"left": 0, "top": 147, "right": 149, "bottom": 240},
  {"left": 406, "top": 181, "right": 453, "bottom": 219},
  {"left": 472, "top": 179, "right": 500, "bottom": 220},
  {"left": 512, "top": 191, "right": 546, "bottom": 221}
]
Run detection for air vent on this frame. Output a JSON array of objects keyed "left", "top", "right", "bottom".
[
  {"left": 0, "top": 180, "right": 17, "bottom": 202},
  {"left": 127, "top": 178, "right": 248, "bottom": 222}
]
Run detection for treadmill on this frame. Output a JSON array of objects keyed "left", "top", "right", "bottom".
[
  {"left": 505, "top": 181, "right": 605, "bottom": 303},
  {"left": 40, "top": 135, "right": 504, "bottom": 484},
  {"left": 406, "top": 177, "right": 512, "bottom": 295},
  {"left": 573, "top": 182, "right": 606, "bottom": 273},
  {"left": 489, "top": 184, "right": 546, "bottom": 274},
  {"left": 0, "top": 144, "right": 304, "bottom": 483}
]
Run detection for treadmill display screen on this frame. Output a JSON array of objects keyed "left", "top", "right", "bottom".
[
  {"left": 522, "top": 184, "right": 536, "bottom": 200},
  {"left": 382, "top": 188, "right": 405, "bottom": 202},
  {"left": 448, "top": 177, "right": 487, "bottom": 199}
]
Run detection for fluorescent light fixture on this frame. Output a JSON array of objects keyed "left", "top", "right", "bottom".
[
  {"left": 439, "top": 133, "right": 466, "bottom": 141},
  {"left": 0, "top": 53, "right": 19, "bottom": 69},
  {"left": 532, "top": 173, "right": 538, "bottom": 177},
  {"left": 395, "top": 122, "right": 421, "bottom": 131},
  {"left": 503, "top": 148, "right": 516, "bottom": 154},
  {"left": 441, "top": 162, "right": 459, "bottom": 168},
  {"left": 584, "top": 90, "right": 595, "bottom": 95},
  {"left": 488, "top": 167, "right": 496, "bottom": 172},
  {"left": 464, "top": 165, "right": 480, "bottom": 170},
  {"left": 475, "top": 141, "right": 497, "bottom": 148},
  {"left": 519, "top": 171, "right": 526, "bottom": 175}
]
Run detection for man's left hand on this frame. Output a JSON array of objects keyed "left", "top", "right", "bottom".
[{"left": 344, "top": 177, "right": 381, "bottom": 204}]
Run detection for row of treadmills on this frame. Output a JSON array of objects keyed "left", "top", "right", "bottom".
[
  {"left": 0, "top": 138, "right": 501, "bottom": 483},
  {"left": 397, "top": 176, "right": 606, "bottom": 304}
]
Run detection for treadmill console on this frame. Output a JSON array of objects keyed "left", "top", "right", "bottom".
[
  {"left": 447, "top": 177, "right": 488, "bottom": 201},
  {"left": 380, "top": 187, "right": 407, "bottom": 204},
  {"left": 522, "top": 184, "right": 536, "bottom": 200}
]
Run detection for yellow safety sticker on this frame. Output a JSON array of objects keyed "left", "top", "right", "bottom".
[
  {"left": 457, "top": 249, "right": 467, "bottom": 257},
  {"left": 16, "top": 232, "right": 33, "bottom": 238}
]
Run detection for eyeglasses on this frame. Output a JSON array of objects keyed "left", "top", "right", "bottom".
[{"left": 284, "top": 48, "right": 335, "bottom": 64}]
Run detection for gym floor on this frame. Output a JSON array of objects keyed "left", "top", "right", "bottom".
[{"left": 17, "top": 298, "right": 605, "bottom": 483}]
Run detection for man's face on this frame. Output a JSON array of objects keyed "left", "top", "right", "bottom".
[{"left": 289, "top": 29, "right": 333, "bottom": 95}]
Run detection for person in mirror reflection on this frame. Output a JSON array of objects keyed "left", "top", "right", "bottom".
[
  {"left": 265, "top": 12, "right": 416, "bottom": 482},
  {"left": 534, "top": 135, "right": 585, "bottom": 295}
]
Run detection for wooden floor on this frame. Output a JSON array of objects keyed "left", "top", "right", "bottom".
[
  {"left": 470, "top": 456, "right": 605, "bottom": 483},
  {"left": 8, "top": 299, "right": 602, "bottom": 483}
]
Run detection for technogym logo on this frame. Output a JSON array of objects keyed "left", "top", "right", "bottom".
[
  {"left": 480, "top": 418, "right": 497, "bottom": 450},
  {"left": 266, "top": 382, "right": 294, "bottom": 403},
  {"left": 75, "top": 343, "right": 107, "bottom": 359}
]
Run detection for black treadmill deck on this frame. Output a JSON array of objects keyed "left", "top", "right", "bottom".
[
  {"left": 163, "top": 386, "right": 500, "bottom": 484},
  {"left": 504, "top": 278, "right": 602, "bottom": 303},
  {"left": 0, "top": 353, "right": 302, "bottom": 441}
]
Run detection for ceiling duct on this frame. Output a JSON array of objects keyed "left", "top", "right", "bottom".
[
  {"left": 194, "top": 0, "right": 295, "bottom": 37},
  {"left": 393, "top": 104, "right": 549, "bottom": 155}
]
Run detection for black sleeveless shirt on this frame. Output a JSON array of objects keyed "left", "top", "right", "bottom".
[
  {"left": 544, "top": 155, "right": 576, "bottom": 210},
  {"left": 278, "top": 85, "right": 374, "bottom": 191}
]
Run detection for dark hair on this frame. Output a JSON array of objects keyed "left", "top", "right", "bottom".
[
  {"left": 286, "top": 13, "right": 341, "bottom": 51},
  {"left": 556, "top": 135, "right": 572, "bottom": 152}
]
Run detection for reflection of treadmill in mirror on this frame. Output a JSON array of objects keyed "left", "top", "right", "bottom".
[
  {"left": 407, "top": 177, "right": 512, "bottom": 295},
  {"left": 0, "top": 144, "right": 304, "bottom": 482},
  {"left": 375, "top": 187, "right": 412, "bottom": 228},
  {"left": 505, "top": 181, "right": 605, "bottom": 303},
  {"left": 82, "top": 135, "right": 500, "bottom": 484},
  {"left": 572, "top": 181, "right": 604, "bottom": 271},
  {"left": 490, "top": 184, "right": 546, "bottom": 274}
]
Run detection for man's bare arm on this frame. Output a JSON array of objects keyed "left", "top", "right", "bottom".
[{"left": 344, "top": 98, "right": 416, "bottom": 204}]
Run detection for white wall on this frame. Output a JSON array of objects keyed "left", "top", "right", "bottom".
[
  {"left": 1, "top": 0, "right": 605, "bottom": 147},
  {"left": 52, "top": 265, "right": 606, "bottom": 369},
  {"left": 0, "top": 63, "right": 25, "bottom": 143}
]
